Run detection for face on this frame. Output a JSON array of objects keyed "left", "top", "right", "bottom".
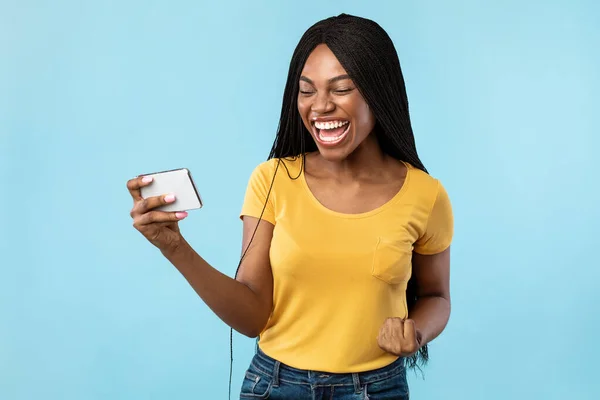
[{"left": 297, "top": 44, "right": 376, "bottom": 161}]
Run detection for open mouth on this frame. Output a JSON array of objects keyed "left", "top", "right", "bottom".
[{"left": 312, "top": 120, "right": 351, "bottom": 146}]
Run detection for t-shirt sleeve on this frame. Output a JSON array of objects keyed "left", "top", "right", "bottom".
[
  {"left": 414, "top": 180, "right": 454, "bottom": 255},
  {"left": 239, "top": 161, "right": 276, "bottom": 226}
]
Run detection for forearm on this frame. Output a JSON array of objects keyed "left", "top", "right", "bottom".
[
  {"left": 162, "top": 240, "right": 269, "bottom": 337},
  {"left": 409, "top": 295, "right": 451, "bottom": 346}
]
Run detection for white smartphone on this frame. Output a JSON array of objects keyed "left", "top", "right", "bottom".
[{"left": 139, "top": 168, "right": 203, "bottom": 212}]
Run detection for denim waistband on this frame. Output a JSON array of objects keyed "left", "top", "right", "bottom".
[{"left": 249, "top": 347, "right": 406, "bottom": 391}]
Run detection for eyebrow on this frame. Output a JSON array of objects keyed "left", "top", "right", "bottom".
[{"left": 299, "top": 74, "right": 351, "bottom": 85}]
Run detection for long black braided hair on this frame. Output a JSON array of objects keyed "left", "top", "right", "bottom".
[{"left": 229, "top": 13, "right": 429, "bottom": 399}]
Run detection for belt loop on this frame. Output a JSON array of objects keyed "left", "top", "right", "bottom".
[
  {"left": 352, "top": 373, "right": 361, "bottom": 394},
  {"left": 272, "top": 361, "right": 281, "bottom": 387}
]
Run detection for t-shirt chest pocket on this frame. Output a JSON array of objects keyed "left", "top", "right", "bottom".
[{"left": 371, "top": 237, "right": 413, "bottom": 285}]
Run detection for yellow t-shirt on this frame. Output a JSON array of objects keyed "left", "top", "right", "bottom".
[{"left": 239, "top": 156, "right": 453, "bottom": 373}]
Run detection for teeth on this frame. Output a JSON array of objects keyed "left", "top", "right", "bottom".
[
  {"left": 314, "top": 120, "right": 349, "bottom": 130},
  {"left": 319, "top": 133, "right": 343, "bottom": 142}
]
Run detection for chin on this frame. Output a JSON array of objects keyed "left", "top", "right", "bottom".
[
  {"left": 319, "top": 148, "right": 348, "bottom": 162},
  {"left": 314, "top": 143, "right": 353, "bottom": 162}
]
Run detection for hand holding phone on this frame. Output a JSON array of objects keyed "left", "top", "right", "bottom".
[
  {"left": 139, "top": 168, "right": 203, "bottom": 212},
  {"left": 127, "top": 168, "right": 202, "bottom": 253}
]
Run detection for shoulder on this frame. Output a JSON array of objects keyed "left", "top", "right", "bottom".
[
  {"left": 247, "top": 156, "right": 304, "bottom": 185},
  {"left": 246, "top": 158, "right": 278, "bottom": 182},
  {"left": 403, "top": 162, "right": 452, "bottom": 214},
  {"left": 404, "top": 163, "right": 442, "bottom": 195},
  {"left": 252, "top": 158, "right": 278, "bottom": 174}
]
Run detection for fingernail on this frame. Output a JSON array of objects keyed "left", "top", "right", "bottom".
[
  {"left": 142, "top": 176, "right": 153, "bottom": 183},
  {"left": 164, "top": 194, "right": 176, "bottom": 203},
  {"left": 176, "top": 212, "right": 188, "bottom": 219}
]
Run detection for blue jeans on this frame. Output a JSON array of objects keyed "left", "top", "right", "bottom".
[{"left": 240, "top": 348, "right": 409, "bottom": 399}]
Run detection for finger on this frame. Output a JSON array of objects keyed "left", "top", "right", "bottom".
[
  {"left": 133, "top": 193, "right": 176, "bottom": 215},
  {"left": 377, "top": 320, "right": 388, "bottom": 343},
  {"left": 378, "top": 319, "right": 389, "bottom": 338},
  {"left": 378, "top": 318, "right": 396, "bottom": 346},
  {"left": 385, "top": 319, "right": 404, "bottom": 355},
  {"left": 127, "top": 175, "right": 154, "bottom": 202},
  {"left": 403, "top": 319, "right": 417, "bottom": 346},
  {"left": 135, "top": 210, "right": 187, "bottom": 226},
  {"left": 392, "top": 318, "right": 404, "bottom": 339},
  {"left": 377, "top": 328, "right": 387, "bottom": 349}
]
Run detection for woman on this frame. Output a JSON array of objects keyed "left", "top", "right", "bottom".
[{"left": 127, "top": 13, "right": 453, "bottom": 400}]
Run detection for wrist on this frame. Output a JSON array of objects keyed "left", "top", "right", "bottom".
[{"left": 160, "top": 237, "right": 189, "bottom": 259}]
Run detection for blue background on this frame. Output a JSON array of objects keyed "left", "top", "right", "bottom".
[{"left": 1, "top": 1, "right": 599, "bottom": 399}]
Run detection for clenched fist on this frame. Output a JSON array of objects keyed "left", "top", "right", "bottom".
[{"left": 377, "top": 318, "right": 422, "bottom": 357}]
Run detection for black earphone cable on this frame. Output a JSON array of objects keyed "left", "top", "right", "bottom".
[
  {"left": 228, "top": 158, "right": 281, "bottom": 400},
  {"left": 228, "top": 129, "right": 306, "bottom": 399}
]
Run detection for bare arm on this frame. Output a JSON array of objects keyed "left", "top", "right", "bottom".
[
  {"left": 408, "top": 247, "right": 451, "bottom": 346},
  {"left": 162, "top": 216, "right": 274, "bottom": 338}
]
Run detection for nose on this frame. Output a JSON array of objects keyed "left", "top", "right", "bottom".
[{"left": 310, "top": 91, "right": 335, "bottom": 114}]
